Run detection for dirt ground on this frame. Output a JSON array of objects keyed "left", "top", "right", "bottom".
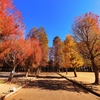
[
  {"left": 60, "top": 72, "right": 100, "bottom": 95},
  {"left": 6, "top": 72, "right": 100, "bottom": 100}
]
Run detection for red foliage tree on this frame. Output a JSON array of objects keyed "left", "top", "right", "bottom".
[
  {"left": 1, "top": 38, "right": 26, "bottom": 81},
  {"left": 24, "top": 37, "right": 42, "bottom": 76},
  {"left": 0, "top": 0, "right": 25, "bottom": 40},
  {"left": 0, "top": 0, "right": 25, "bottom": 82}
]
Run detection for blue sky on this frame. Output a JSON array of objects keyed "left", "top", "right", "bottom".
[{"left": 14, "top": 0, "right": 100, "bottom": 47}]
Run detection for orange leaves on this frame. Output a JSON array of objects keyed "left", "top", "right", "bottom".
[
  {"left": 27, "top": 27, "right": 48, "bottom": 67},
  {"left": 0, "top": 0, "right": 42, "bottom": 70},
  {"left": 25, "top": 37, "right": 42, "bottom": 67},
  {"left": 0, "top": 0, "right": 25, "bottom": 40},
  {"left": 0, "top": 0, "right": 26, "bottom": 68},
  {"left": 72, "top": 12, "right": 100, "bottom": 68},
  {"left": 0, "top": 36, "right": 42, "bottom": 68},
  {"left": 72, "top": 12, "right": 100, "bottom": 83},
  {"left": 73, "top": 12, "right": 100, "bottom": 42}
]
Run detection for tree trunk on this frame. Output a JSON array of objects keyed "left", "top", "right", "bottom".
[
  {"left": 26, "top": 71, "right": 28, "bottom": 78},
  {"left": 91, "top": 57, "right": 99, "bottom": 84},
  {"left": 61, "top": 68, "right": 64, "bottom": 72},
  {"left": 7, "top": 66, "right": 16, "bottom": 82},
  {"left": 73, "top": 68, "right": 77, "bottom": 77},
  {"left": 36, "top": 68, "right": 40, "bottom": 77},
  {"left": 30, "top": 68, "right": 33, "bottom": 74},
  {"left": 26, "top": 69, "right": 30, "bottom": 78},
  {"left": 66, "top": 68, "right": 68, "bottom": 74},
  {"left": 39, "top": 67, "right": 42, "bottom": 73},
  {"left": 57, "top": 68, "right": 60, "bottom": 73},
  {"left": 93, "top": 66, "right": 99, "bottom": 84}
]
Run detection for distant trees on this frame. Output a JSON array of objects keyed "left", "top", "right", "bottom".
[
  {"left": 72, "top": 12, "right": 100, "bottom": 84},
  {"left": 52, "top": 35, "right": 84, "bottom": 76}
]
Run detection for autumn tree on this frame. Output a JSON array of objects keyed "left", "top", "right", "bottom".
[
  {"left": 64, "top": 35, "right": 84, "bottom": 77},
  {"left": 0, "top": 0, "right": 25, "bottom": 81},
  {"left": 27, "top": 27, "right": 48, "bottom": 68},
  {"left": 24, "top": 37, "right": 42, "bottom": 76},
  {"left": 72, "top": 12, "right": 100, "bottom": 84},
  {"left": 53, "top": 36, "right": 64, "bottom": 72}
]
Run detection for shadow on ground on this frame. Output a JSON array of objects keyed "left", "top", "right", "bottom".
[
  {"left": 82, "top": 83, "right": 100, "bottom": 94},
  {"left": 24, "top": 77, "right": 88, "bottom": 93},
  {"left": 36, "top": 76, "right": 63, "bottom": 79}
]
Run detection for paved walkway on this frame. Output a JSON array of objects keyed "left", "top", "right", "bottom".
[{"left": 59, "top": 72, "right": 100, "bottom": 95}]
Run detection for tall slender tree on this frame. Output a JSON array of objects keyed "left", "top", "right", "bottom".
[
  {"left": 27, "top": 27, "right": 48, "bottom": 68},
  {"left": 53, "top": 36, "right": 64, "bottom": 72},
  {"left": 24, "top": 37, "right": 42, "bottom": 77}
]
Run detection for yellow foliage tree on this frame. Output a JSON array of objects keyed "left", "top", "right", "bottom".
[{"left": 64, "top": 35, "right": 84, "bottom": 77}]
